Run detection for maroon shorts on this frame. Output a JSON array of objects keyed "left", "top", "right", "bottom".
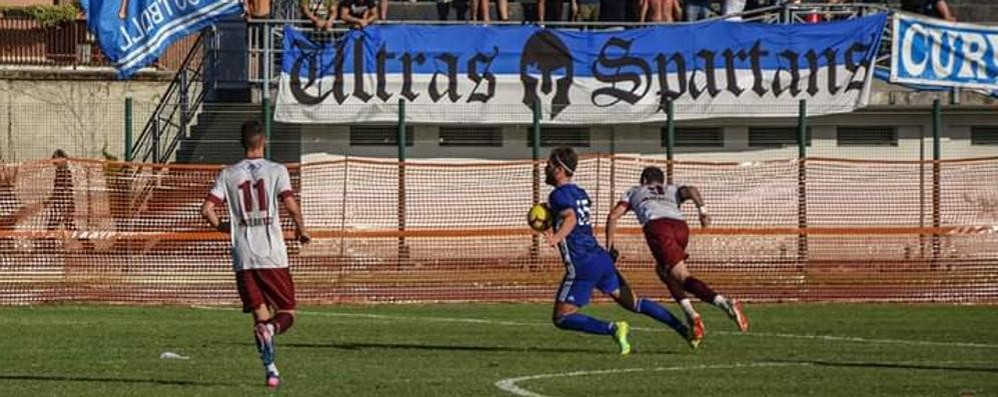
[
  {"left": 643, "top": 218, "right": 690, "bottom": 269},
  {"left": 236, "top": 268, "right": 296, "bottom": 313}
]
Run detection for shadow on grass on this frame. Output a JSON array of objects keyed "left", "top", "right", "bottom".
[
  {"left": 771, "top": 359, "right": 998, "bottom": 374},
  {"left": 282, "top": 341, "right": 682, "bottom": 356},
  {"left": 0, "top": 374, "right": 236, "bottom": 387}
]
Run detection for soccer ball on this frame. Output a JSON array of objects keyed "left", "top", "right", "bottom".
[{"left": 527, "top": 203, "right": 552, "bottom": 232}]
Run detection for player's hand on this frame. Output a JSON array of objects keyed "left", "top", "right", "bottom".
[
  {"left": 544, "top": 229, "right": 559, "bottom": 247},
  {"left": 297, "top": 229, "right": 312, "bottom": 245},
  {"left": 216, "top": 221, "right": 231, "bottom": 233},
  {"left": 608, "top": 246, "right": 620, "bottom": 263},
  {"left": 699, "top": 213, "right": 712, "bottom": 228}
]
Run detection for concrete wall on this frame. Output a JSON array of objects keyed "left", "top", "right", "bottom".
[
  {"left": 301, "top": 109, "right": 998, "bottom": 163},
  {"left": 0, "top": 79, "right": 171, "bottom": 162}
]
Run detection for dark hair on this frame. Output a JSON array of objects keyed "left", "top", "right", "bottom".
[
  {"left": 549, "top": 146, "right": 577, "bottom": 176},
  {"left": 51, "top": 149, "right": 68, "bottom": 159},
  {"left": 241, "top": 121, "right": 265, "bottom": 150},
  {"left": 640, "top": 166, "right": 665, "bottom": 185}
]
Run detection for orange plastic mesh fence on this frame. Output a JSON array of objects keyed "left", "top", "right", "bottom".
[{"left": 1, "top": 156, "right": 996, "bottom": 305}]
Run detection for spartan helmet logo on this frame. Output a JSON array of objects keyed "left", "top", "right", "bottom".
[{"left": 520, "top": 30, "right": 573, "bottom": 119}]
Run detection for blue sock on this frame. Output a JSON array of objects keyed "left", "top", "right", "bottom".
[
  {"left": 637, "top": 298, "right": 688, "bottom": 336},
  {"left": 554, "top": 313, "right": 615, "bottom": 336}
]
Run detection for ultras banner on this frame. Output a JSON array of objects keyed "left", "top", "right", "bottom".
[
  {"left": 277, "top": 14, "right": 888, "bottom": 124},
  {"left": 891, "top": 13, "right": 998, "bottom": 91}
]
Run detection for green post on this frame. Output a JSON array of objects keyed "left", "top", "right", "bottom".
[
  {"left": 262, "top": 97, "right": 272, "bottom": 160},
  {"left": 665, "top": 100, "right": 675, "bottom": 184},
  {"left": 797, "top": 99, "right": 808, "bottom": 277},
  {"left": 931, "top": 99, "right": 942, "bottom": 265},
  {"left": 124, "top": 97, "right": 133, "bottom": 161},
  {"left": 532, "top": 101, "right": 541, "bottom": 166},
  {"left": 797, "top": 99, "right": 807, "bottom": 159},
  {"left": 530, "top": 101, "right": 542, "bottom": 267},
  {"left": 398, "top": 99, "right": 407, "bottom": 161},
  {"left": 397, "top": 99, "right": 408, "bottom": 264}
]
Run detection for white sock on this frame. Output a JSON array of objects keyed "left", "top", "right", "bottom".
[
  {"left": 266, "top": 363, "right": 279, "bottom": 375},
  {"left": 713, "top": 295, "right": 731, "bottom": 311},
  {"left": 679, "top": 299, "right": 697, "bottom": 321}
]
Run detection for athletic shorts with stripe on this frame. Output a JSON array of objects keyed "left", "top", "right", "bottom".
[
  {"left": 236, "top": 268, "right": 297, "bottom": 313},
  {"left": 555, "top": 248, "right": 620, "bottom": 307},
  {"left": 643, "top": 218, "right": 690, "bottom": 269}
]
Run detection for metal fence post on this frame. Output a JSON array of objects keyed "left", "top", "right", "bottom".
[
  {"left": 398, "top": 99, "right": 408, "bottom": 264},
  {"left": 531, "top": 101, "right": 542, "bottom": 266},
  {"left": 665, "top": 100, "right": 675, "bottom": 184},
  {"left": 124, "top": 97, "right": 133, "bottom": 161},
  {"left": 797, "top": 99, "right": 808, "bottom": 276},
  {"left": 263, "top": 97, "right": 272, "bottom": 160},
  {"left": 152, "top": 118, "right": 161, "bottom": 163},
  {"left": 932, "top": 99, "right": 942, "bottom": 265}
]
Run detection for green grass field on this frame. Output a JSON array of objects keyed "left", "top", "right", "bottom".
[{"left": 1, "top": 303, "right": 995, "bottom": 396}]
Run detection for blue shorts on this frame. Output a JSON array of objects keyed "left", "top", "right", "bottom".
[{"left": 555, "top": 250, "right": 620, "bottom": 307}]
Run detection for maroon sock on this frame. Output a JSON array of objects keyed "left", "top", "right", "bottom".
[
  {"left": 683, "top": 277, "right": 718, "bottom": 303},
  {"left": 270, "top": 313, "right": 295, "bottom": 335},
  {"left": 664, "top": 277, "right": 687, "bottom": 302}
]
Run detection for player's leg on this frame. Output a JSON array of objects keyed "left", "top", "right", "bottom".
[
  {"left": 606, "top": 270, "right": 687, "bottom": 339},
  {"left": 668, "top": 261, "right": 748, "bottom": 332},
  {"left": 552, "top": 274, "right": 630, "bottom": 354},
  {"left": 669, "top": 216, "right": 749, "bottom": 332},
  {"left": 260, "top": 268, "right": 297, "bottom": 335},
  {"left": 237, "top": 270, "right": 280, "bottom": 387}
]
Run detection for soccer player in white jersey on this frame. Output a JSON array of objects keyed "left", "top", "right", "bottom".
[
  {"left": 605, "top": 166, "right": 748, "bottom": 347},
  {"left": 200, "top": 121, "right": 311, "bottom": 389}
]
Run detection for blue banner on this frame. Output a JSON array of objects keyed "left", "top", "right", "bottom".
[
  {"left": 891, "top": 14, "right": 998, "bottom": 90},
  {"left": 277, "top": 15, "right": 888, "bottom": 124},
  {"left": 81, "top": 0, "right": 242, "bottom": 78}
]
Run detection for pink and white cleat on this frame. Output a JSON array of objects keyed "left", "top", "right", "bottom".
[{"left": 265, "top": 372, "right": 281, "bottom": 389}]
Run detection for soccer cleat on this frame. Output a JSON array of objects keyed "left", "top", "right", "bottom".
[
  {"left": 255, "top": 323, "right": 276, "bottom": 366},
  {"left": 612, "top": 321, "right": 631, "bottom": 355},
  {"left": 688, "top": 315, "right": 705, "bottom": 349},
  {"left": 729, "top": 299, "right": 749, "bottom": 332},
  {"left": 265, "top": 371, "right": 281, "bottom": 389}
]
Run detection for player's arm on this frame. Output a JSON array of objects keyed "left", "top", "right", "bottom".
[
  {"left": 282, "top": 194, "right": 311, "bottom": 244},
  {"left": 201, "top": 172, "right": 229, "bottom": 232},
  {"left": 604, "top": 202, "right": 629, "bottom": 257},
  {"left": 200, "top": 200, "right": 230, "bottom": 232},
  {"left": 546, "top": 208, "right": 576, "bottom": 247},
  {"left": 678, "top": 185, "right": 710, "bottom": 227}
]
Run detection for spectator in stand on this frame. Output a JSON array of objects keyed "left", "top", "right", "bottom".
[
  {"left": 722, "top": 0, "right": 745, "bottom": 20},
  {"left": 521, "top": 0, "right": 539, "bottom": 22},
  {"left": 684, "top": 0, "right": 711, "bottom": 21},
  {"left": 598, "top": 0, "right": 627, "bottom": 21},
  {"left": 473, "top": 0, "right": 509, "bottom": 23},
  {"left": 301, "top": 0, "right": 337, "bottom": 30},
  {"left": 437, "top": 0, "right": 470, "bottom": 20},
  {"left": 639, "top": 0, "right": 667, "bottom": 22},
  {"left": 379, "top": 0, "right": 388, "bottom": 21},
  {"left": 340, "top": 0, "right": 379, "bottom": 28},
  {"left": 901, "top": 0, "right": 956, "bottom": 21},
  {"left": 538, "top": 0, "right": 568, "bottom": 22},
  {"left": 573, "top": 0, "right": 600, "bottom": 21}
]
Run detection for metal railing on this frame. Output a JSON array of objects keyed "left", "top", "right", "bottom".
[
  {"left": 129, "top": 32, "right": 208, "bottom": 163},
  {"left": 0, "top": 18, "right": 198, "bottom": 71},
  {"left": 241, "top": 3, "right": 894, "bottom": 89}
]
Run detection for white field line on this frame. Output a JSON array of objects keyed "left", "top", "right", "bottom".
[
  {"left": 190, "top": 305, "right": 998, "bottom": 349},
  {"left": 494, "top": 363, "right": 811, "bottom": 397}
]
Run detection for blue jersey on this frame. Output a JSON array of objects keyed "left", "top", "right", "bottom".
[{"left": 549, "top": 183, "right": 603, "bottom": 265}]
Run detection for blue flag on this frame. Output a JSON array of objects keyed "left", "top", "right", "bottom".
[{"left": 80, "top": 0, "right": 243, "bottom": 78}]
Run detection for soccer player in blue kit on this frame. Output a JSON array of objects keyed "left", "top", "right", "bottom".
[{"left": 543, "top": 147, "right": 693, "bottom": 354}]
